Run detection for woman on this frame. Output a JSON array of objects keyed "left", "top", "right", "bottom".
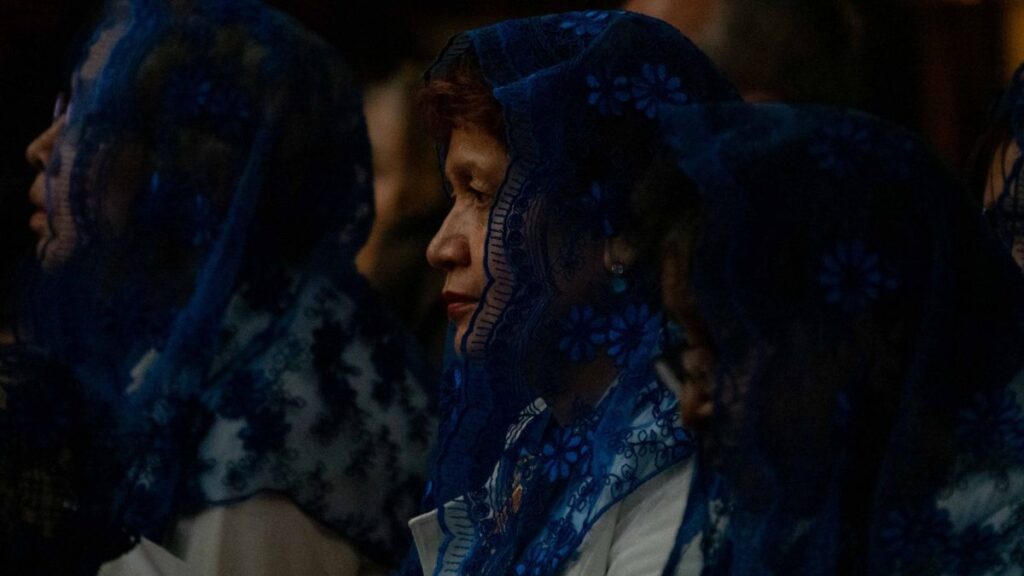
[
  {"left": 648, "top": 103, "right": 1024, "bottom": 573},
  {"left": 973, "top": 62, "right": 1024, "bottom": 270},
  {"left": 21, "top": 0, "right": 434, "bottom": 573},
  {"left": 411, "top": 11, "right": 739, "bottom": 575}
]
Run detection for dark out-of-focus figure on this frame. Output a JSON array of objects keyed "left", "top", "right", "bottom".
[
  {"left": 623, "top": 0, "right": 863, "bottom": 105},
  {"left": 973, "top": 62, "right": 1024, "bottom": 271},
  {"left": 17, "top": 1, "right": 436, "bottom": 573},
  {"left": 649, "top": 102, "right": 1024, "bottom": 574}
]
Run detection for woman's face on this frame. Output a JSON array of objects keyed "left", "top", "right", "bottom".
[
  {"left": 426, "top": 124, "right": 508, "bottom": 352},
  {"left": 25, "top": 112, "right": 76, "bottom": 267},
  {"left": 986, "top": 140, "right": 1024, "bottom": 269},
  {"left": 24, "top": 20, "right": 129, "bottom": 268},
  {"left": 661, "top": 231, "right": 715, "bottom": 429},
  {"left": 985, "top": 139, "right": 1021, "bottom": 209}
]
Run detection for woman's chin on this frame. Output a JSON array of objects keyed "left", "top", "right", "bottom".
[{"left": 451, "top": 328, "right": 467, "bottom": 356}]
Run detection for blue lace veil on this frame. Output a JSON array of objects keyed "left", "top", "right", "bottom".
[
  {"left": 421, "top": 11, "right": 738, "bottom": 575},
  {"left": 21, "top": 0, "right": 434, "bottom": 564},
  {"left": 658, "top": 103, "right": 1024, "bottom": 574}
]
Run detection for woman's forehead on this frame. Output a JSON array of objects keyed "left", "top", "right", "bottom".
[
  {"left": 444, "top": 126, "right": 508, "bottom": 180},
  {"left": 75, "top": 20, "right": 131, "bottom": 96}
]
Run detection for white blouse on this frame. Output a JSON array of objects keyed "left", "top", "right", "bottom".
[
  {"left": 410, "top": 457, "right": 693, "bottom": 576},
  {"left": 99, "top": 494, "right": 386, "bottom": 576}
]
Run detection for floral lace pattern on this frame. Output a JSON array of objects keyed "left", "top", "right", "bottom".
[
  {"left": 660, "top": 103, "right": 1024, "bottom": 574},
  {"left": 24, "top": 0, "right": 435, "bottom": 565},
  {"left": 434, "top": 380, "right": 692, "bottom": 576},
  {"left": 419, "top": 11, "right": 738, "bottom": 576}
]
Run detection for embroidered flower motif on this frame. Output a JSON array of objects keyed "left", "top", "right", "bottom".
[
  {"left": 586, "top": 71, "right": 631, "bottom": 116},
  {"left": 609, "top": 462, "right": 638, "bottom": 495},
  {"left": 819, "top": 240, "right": 898, "bottom": 314},
  {"left": 880, "top": 505, "right": 952, "bottom": 564},
  {"left": 542, "top": 428, "right": 589, "bottom": 482},
  {"left": 607, "top": 303, "right": 655, "bottom": 367},
  {"left": 630, "top": 63, "right": 688, "bottom": 119},
  {"left": 809, "top": 118, "right": 872, "bottom": 177},
  {"left": 559, "top": 11, "right": 611, "bottom": 37},
  {"left": 558, "top": 305, "right": 608, "bottom": 362}
]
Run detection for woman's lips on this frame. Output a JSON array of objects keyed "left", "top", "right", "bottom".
[
  {"left": 29, "top": 210, "right": 49, "bottom": 237},
  {"left": 28, "top": 176, "right": 49, "bottom": 237},
  {"left": 443, "top": 291, "right": 478, "bottom": 322}
]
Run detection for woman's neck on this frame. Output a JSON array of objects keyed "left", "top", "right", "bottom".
[{"left": 545, "top": 357, "right": 618, "bottom": 425}]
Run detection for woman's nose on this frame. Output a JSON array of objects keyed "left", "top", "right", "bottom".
[
  {"left": 427, "top": 212, "right": 471, "bottom": 272},
  {"left": 26, "top": 118, "right": 63, "bottom": 172}
]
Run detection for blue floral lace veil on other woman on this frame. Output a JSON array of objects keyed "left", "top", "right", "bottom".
[
  {"left": 20, "top": 0, "right": 435, "bottom": 567},
  {"left": 418, "top": 10, "right": 739, "bottom": 576},
  {"left": 656, "top": 103, "right": 1024, "bottom": 574}
]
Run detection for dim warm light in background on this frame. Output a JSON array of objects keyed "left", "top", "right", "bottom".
[{"left": 1007, "top": 0, "right": 1024, "bottom": 79}]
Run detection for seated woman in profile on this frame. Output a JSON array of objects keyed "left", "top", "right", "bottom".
[
  {"left": 20, "top": 0, "right": 435, "bottom": 573},
  {"left": 642, "top": 102, "right": 1024, "bottom": 574},
  {"left": 409, "top": 10, "right": 739, "bottom": 576},
  {"left": 973, "top": 62, "right": 1024, "bottom": 271}
]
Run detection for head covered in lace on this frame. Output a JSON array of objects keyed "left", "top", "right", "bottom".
[
  {"left": 419, "top": 11, "right": 738, "bottom": 575},
  {"left": 976, "top": 61, "right": 1024, "bottom": 270},
  {"left": 21, "top": 0, "right": 434, "bottom": 563},
  {"left": 657, "top": 103, "right": 1024, "bottom": 574}
]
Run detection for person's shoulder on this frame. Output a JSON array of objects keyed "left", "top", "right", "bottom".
[
  {"left": 618, "top": 457, "right": 693, "bottom": 522},
  {"left": 604, "top": 459, "right": 694, "bottom": 576}
]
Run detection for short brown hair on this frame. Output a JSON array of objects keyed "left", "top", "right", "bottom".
[{"left": 419, "top": 50, "right": 505, "bottom": 143}]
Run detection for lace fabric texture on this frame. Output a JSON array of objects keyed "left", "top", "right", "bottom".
[
  {"left": 658, "top": 103, "right": 1024, "bottom": 574},
  {"left": 20, "top": 0, "right": 435, "bottom": 566},
  {"left": 419, "top": 11, "right": 739, "bottom": 576}
]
